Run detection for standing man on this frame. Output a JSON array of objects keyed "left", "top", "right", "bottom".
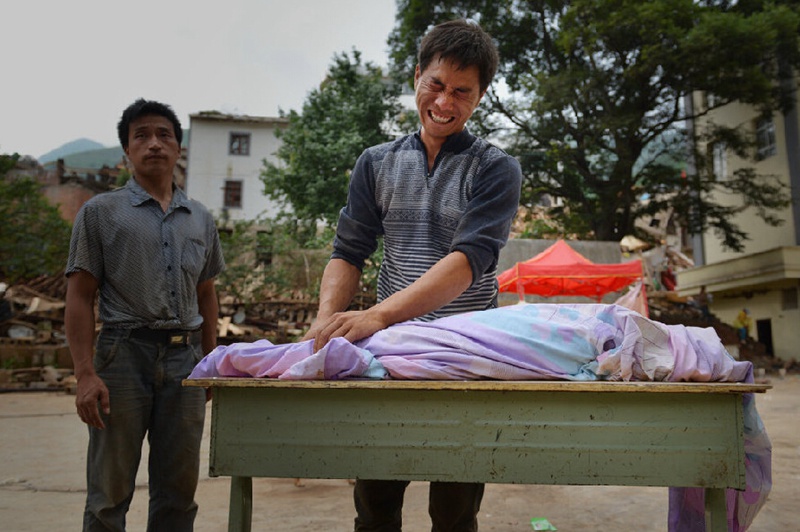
[
  {"left": 304, "top": 19, "right": 522, "bottom": 532},
  {"left": 65, "top": 98, "right": 225, "bottom": 531}
]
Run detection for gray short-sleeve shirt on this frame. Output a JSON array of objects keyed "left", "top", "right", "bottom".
[{"left": 66, "top": 178, "right": 225, "bottom": 330}]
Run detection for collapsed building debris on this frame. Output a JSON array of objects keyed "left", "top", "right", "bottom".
[
  {"left": 0, "top": 274, "right": 72, "bottom": 390},
  {"left": 0, "top": 274, "right": 321, "bottom": 391}
]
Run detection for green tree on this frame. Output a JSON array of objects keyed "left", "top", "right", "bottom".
[
  {"left": 215, "top": 216, "right": 339, "bottom": 312},
  {"left": 0, "top": 156, "right": 72, "bottom": 283},
  {"left": 0, "top": 152, "right": 18, "bottom": 176},
  {"left": 260, "top": 49, "right": 407, "bottom": 232},
  {"left": 389, "top": 0, "right": 799, "bottom": 250},
  {"left": 116, "top": 167, "right": 131, "bottom": 187}
]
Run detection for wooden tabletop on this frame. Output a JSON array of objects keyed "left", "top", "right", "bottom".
[{"left": 185, "top": 378, "right": 770, "bottom": 394}]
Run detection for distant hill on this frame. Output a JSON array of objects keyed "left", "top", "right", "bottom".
[
  {"left": 39, "top": 130, "right": 189, "bottom": 169},
  {"left": 39, "top": 138, "right": 106, "bottom": 164},
  {"left": 61, "top": 146, "right": 125, "bottom": 170}
]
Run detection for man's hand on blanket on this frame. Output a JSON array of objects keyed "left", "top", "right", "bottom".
[{"left": 303, "top": 308, "right": 388, "bottom": 352}]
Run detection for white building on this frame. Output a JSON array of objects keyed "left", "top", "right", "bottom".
[{"left": 186, "top": 111, "right": 288, "bottom": 221}]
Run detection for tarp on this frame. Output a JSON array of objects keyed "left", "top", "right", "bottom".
[{"left": 497, "top": 239, "right": 643, "bottom": 301}]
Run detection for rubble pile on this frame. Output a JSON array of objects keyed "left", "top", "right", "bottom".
[
  {"left": 217, "top": 292, "right": 318, "bottom": 345},
  {"left": 0, "top": 274, "right": 324, "bottom": 391},
  {"left": 0, "top": 273, "right": 72, "bottom": 391}
]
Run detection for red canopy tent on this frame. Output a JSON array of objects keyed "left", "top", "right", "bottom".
[{"left": 497, "top": 239, "right": 643, "bottom": 302}]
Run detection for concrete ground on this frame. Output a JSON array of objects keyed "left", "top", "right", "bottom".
[{"left": 0, "top": 375, "right": 797, "bottom": 531}]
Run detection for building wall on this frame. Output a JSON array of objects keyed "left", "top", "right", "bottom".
[
  {"left": 186, "top": 115, "right": 287, "bottom": 221},
  {"left": 691, "top": 97, "right": 797, "bottom": 264},
  {"left": 710, "top": 287, "right": 799, "bottom": 361},
  {"left": 42, "top": 182, "right": 96, "bottom": 224}
]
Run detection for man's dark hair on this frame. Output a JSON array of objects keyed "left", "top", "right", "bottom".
[
  {"left": 418, "top": 19, "right": 499, "bottom": 93},
  {"left": 117, "top": 98, "right": 183, "bottom": 149}
]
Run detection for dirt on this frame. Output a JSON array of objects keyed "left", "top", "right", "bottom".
[{"left": 0, "top": 375, "right": 797, "bottom": 531}]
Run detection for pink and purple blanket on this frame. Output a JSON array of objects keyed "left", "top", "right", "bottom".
[{"left": 189, "top": 303, "right": 771, "bottom": 531}]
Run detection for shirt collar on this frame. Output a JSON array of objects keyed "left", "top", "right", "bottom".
[
  {"left": 414, "top": 127, "right": 476, "bottom": 154},
  {"left": 127, "top": 178, "right": 192, "bottom": 212}
]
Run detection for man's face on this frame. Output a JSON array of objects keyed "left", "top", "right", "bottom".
[
  {"left": 124, "top": 115, "right": 180, "bottom": 179},
  {"left": 414, "top": 56, "right": 485, "bottom": 143}
]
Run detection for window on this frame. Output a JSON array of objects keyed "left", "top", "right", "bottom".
[
  {"left": 229, "top": 132, "right": 251, "bottom": 156},
  {"left": 712, "top": 142, "right": 727, "bottom": 181},
  {"left": 756, "top": 117, "right": 776, "bottom": 160},
  {"left": 704, "top": 92, "right": 722, "bottom": 110},
  {"left": 224, "top": 180, "right": 243, "bottom": 208}
]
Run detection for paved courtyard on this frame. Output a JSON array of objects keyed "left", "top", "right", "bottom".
[{"left": 1, "top": 375, "right": 797, "bottom": 531}]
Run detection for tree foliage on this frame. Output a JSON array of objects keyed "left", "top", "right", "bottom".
[
  {"left": 260, "top": 50, "right": 408, "bottom": 231},
  {"left": 0, "top": 155, "right": 72, "bottom": 283},
  {"left": 389, "top": 0, "right": 799, "bottom": 249},
  {"left": 0, "top": 153, "right": 18, "bottom": 176},
  {"left": 215, "top": 214, "right": 339, "bottom": 301}
]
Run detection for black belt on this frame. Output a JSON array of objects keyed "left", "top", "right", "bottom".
[{"left": 128, "top": 328, "right": 202, "bottom": 347}]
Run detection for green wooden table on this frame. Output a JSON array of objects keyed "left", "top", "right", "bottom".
[{"left": 185, "top": 378, "right": 769, "bottom": 532}]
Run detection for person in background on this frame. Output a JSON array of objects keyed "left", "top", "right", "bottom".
[
  {"left": 733, "top": 308, "right": 752, "bottom": 344},
  {"left": 302, "top": 19, "right": 522, "bottom": 532},
  {"left": 65, "top": 98, "right": 225, "bottom": 531}
]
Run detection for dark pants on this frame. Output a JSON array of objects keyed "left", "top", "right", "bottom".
[
  {"left": 354, "top": 479, "right": 484, "bottom": 532},
  {"left": 83, "top": 329, "right": 206, "bottom": 532}
]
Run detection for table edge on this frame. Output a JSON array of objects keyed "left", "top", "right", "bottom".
[{"left": 183, "top": 378, "right": 769, "bottom": 394}]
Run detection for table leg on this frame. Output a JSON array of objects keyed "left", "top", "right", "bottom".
[
  {"left": 704, "top": 487, "right": 727, "bottom": 532},
  {"left": 228, "top": 476, "right": 253, "bottom": 532}
]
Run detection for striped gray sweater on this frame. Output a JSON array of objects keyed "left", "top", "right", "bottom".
[{"left": 333, "top": 129, "right": 522, "bottom": 321}]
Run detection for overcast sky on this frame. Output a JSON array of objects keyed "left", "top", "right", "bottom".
[{"left": 0, "top": 0, "right": 397, "bottom": 159}]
